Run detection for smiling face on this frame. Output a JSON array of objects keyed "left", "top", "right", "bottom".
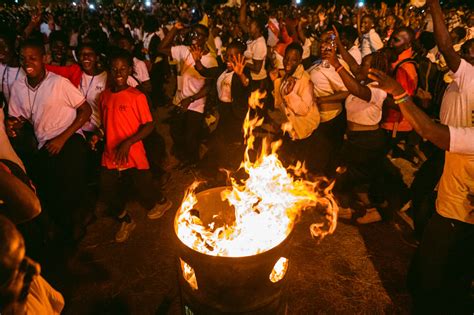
[
  {"left": 224, "top": 47, "right": 241, "bottom": 71},
  {"left": 191, "top": 26, "right": 208, "bottom": 47},
  {"left": 361, "top": 16, "right": 374, "bottom": 34},
  {"left": 20, "top": 46, "right": 46, "bottom": 79},
  {"left": 110, "top": 57, "right": 131, "bottom": 90},
  {"left": 283, "top": 49, "right": 301, "bottom": 76},
  {"left": 79, "top": 46, "right": 98, "bottom": 75},
  {"left": 50, "top": 40, "right": 66, "bottom": 64}
]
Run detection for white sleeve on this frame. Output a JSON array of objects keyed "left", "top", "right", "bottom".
[
  {"left": 171, "top": 45, "right": 188, "bottom": 62},
  {"left": 283, "top": 77, "right": 313, "bottom": 116},
  {"left": 134, "top": 59, "right": 150, "bottom": 82},
  {"left": 448, "top": 126, "right": 474, "bottom": 154},
  {"left": 368, "top": 86, "right": 387, "bottom": 107},
  {"left": 61, "top": 78, "right": 86, "bottom": 109},
  {"left": 369, "top": 30, "right": 384, "bottom": 52},
  {"left": 252, "top": 39, "right": 267, "bottom": 61}
]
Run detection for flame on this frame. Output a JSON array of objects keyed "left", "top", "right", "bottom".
[
  {"left": 180, "top": 258, "right": 198, "bottom": 290},
  {"left": 175, "top": 91, "right": 338, "bottom": 257},
  {"left": 270, "top": 257, "right": 289, "bottom": 283}
]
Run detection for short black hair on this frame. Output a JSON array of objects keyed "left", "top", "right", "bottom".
[
  {"left": 193, "top": 23, "right": 210, "bottom": 38},
  {"left": 227, "top": 40, "right": 247, "bottom": 54},
  {"left": 76, "top": 42, "right": 100, "bottom": 56},
  {"left": 394, "top": 26, "right": 416, "bottom": 44},
  {"left": 452, "top": 26, "right": 467, "bottom": 41},
  {"left": 461, "top": 38, "right": 474, "bottom": 56},
  {"left": 49, "top": 30, "right": 68, "bottom": 45},
  {"left": 0, "top": 29, "right": 17, "bottom": 50},
  {"left": 108, "top": 48, "right": 133, "bottom": 67},
  {"left": 285, "top": 42, "right": 303, "bottom": 58},
  {"left": 20, "top": 38, "right": 45, "bottom": 55}
]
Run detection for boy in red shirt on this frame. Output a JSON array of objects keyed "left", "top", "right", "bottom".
[{"left": 97, "top": 49, "right": 172, "bottom": 243}]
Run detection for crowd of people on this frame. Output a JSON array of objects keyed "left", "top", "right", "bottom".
[{"left": 0, "top": 0, "right": 473, "bottom": 313}]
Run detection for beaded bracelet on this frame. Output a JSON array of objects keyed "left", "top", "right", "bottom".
[
  {"left": 394, "top": 95, "right": 410, "bottom": 105},
  {"left": 393, "top": 91, "right": 408, "bottom": 100},
  {"left": 336, "top": 65, "right": 344, "bottom": 73}
]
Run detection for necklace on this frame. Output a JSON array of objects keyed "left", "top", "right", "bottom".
[
  {"left": 26, "top": 71, "right": 47, "bottom": 112},
  {"left": 80, "top": 74, "right": 95, "bottom": 99}
]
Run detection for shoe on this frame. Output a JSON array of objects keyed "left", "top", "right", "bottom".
[
  {"left": 147, "top": 199, "right": 173, "bottom": 220},
  {"left": 115, "top": 220, "right": 136, "bottom": 243},
  {"left": 338, "top": 207, "right": 354, "bottom": 220},
  {"left": 356, "top": 208, "right": 382, "bottom": 224}
]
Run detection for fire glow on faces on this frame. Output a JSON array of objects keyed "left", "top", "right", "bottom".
[{"left": 176, "top": 91, "right": 338, "bottom": 257}]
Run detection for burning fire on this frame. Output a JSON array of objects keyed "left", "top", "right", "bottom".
[{"left": 175, "top": 91, "right": 338, "bottom": 257}]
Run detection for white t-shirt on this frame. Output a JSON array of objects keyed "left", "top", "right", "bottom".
[
  {"left": 345, "top": 82, "right": 387, "bottom": 125},
  {"left": 0, "top": 64, "right": 26, "bottom": 105},
  {"left": 267, "top": 18, "right": 280, "bottom": 47},
  {"left": 436, "top": 59, "right": 474, "bottom": 224},
  {"left": 348, "top": 45, "right": 362, "bottom": 65},
  {"left": 40, "top": 22, "right": 52, "bottom": 37},
  {"left": 359, "top": 29, "right": 383, "bottom": 58},
  {"left": 9, "top": 72, "right": 86, "bottom": 148},
  {"left": 79, "top": 71, "right": 107, "bottom": 132},
  {"left": 127, "top": 57, "right": 150, "bottom": 87},
  {"left": 309, "top": 63, "right": 348, "bottom": 122},
  {"left": 0, "top": 108, "right": 25, "bottom": 171},
  {"left": 171, "top": 45, "right": 218, "bottom": 113},
  {"left": 302, "top": 38, "right": 313, "bottom": 60},
  {"left": 244, "top": 36, "right": 267, "bottom": 81},
  {"left": 217, "top": 70, "right": 233, "bottom": 103}
]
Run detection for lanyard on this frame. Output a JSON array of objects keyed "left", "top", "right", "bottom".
[
  {"left": 26, "top": 71, "right": 47, "bottom": 115},
  {"left": 80, "top": 74, "right": 95, "bottom": 99},
  {"left": 2, "top": 66, "right": 20, "bottom": 101}
]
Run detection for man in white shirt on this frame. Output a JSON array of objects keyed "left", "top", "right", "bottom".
[
  {"left": 6, "top": 39, "right": 91, "bottom": 244},
  {"left": 308, "top": 30, "right": 349, "bottom": 176},
  {"left": 369, "top": 0, "right": 473, "bottom": 311},
  {"left": 159, "top": 23, "right": 218, "bottom": 167},
  {"left": 358, "top": 15, "right": 384, "bottom": 58}
]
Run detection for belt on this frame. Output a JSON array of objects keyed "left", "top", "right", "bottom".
[{"left": 347, "top": 121, "right": 379, "bottom": 131}]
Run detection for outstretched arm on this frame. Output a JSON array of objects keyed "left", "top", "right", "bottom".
[
  {"left": 369, "top": 68, "right": 450, "bottom": 150},
  {"left": 325, "top": 46, "right": 372, "bottom": 102},
  {"left": 427, "top": 0, "right": 461, "bottom": 72}
]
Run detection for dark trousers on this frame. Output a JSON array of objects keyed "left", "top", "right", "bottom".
[
  {"left": 410, "top": 148, "right": 445, "bottom": 239},
  {"left": 98, "top": 168, "right": 163, "bottom": 216},
  {"left": 35, "top": 134, "right": 88, "bottom": 239},
  {"left": 335, "top": 129, "right": 387, "bottom": 194},
  {"left": 312, "top": 112, "right": 347, "bottom": 177},
  {"left": 408, "top": 212, "right": 474, "bottom": 314},
  {"left": 171, "top": 110, "right": 204, "bottom": 164},
  {"left": 143, "top": 130, "right": 167, "bottom": 179}
]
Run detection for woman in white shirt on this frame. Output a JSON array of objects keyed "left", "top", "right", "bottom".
[
  {"left": 325, "top": 46, "right": 393, "bottom": 224},
  {"left": 239, "top": 0, "right": 268, "bottom": 92}
]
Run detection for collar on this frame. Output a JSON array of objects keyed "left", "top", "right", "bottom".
[{"left": 392, "top": 47, "right": 414, "bottom": 68}]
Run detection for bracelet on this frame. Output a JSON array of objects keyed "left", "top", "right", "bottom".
[
  {"left": 335, "top": 65, "right": 344, "bottom": 73},
  {"left": 394, "top": 95, "right": 410, "bottom": 105},
  {"left": 393, "top": 91, "right": 408, "bottom": 100}
]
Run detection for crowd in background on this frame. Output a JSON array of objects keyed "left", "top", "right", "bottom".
[{"left": 0, "top": 0, "right": 473, "bottom": 313}]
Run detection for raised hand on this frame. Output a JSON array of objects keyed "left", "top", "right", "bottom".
[
  {"left": 190, "top": 44, "right": 203, "bottom": 62},
  {"left": 368, "top": 68, "right": 404, "bottom": 96},
  {"left": 231, "top": 54, "right": 245, "bottom": 76}
]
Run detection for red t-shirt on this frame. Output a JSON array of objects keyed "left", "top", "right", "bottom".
[
  {"left": 99, "top": 87, "right": 153, "bottom": 170},
  {"left": 45, "top": 64, "right": 83, "bottom": 87}
]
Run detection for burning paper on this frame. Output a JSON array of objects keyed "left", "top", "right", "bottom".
[{"left": 175, "top": 91, "right": 338, "bottom": 257}]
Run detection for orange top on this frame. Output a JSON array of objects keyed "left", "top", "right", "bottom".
[
  {"left": 46, "top": 63, "right": 83, "bottom": 87},
  {"left": 99, "top": 87, "right": 152, "bottom": 170},
  {"left": 382, "top": 48, "right": 418, "bottom": 132}
]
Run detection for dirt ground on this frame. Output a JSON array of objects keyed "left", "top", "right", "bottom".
[{"left": 41, "top": 106, "right": 419, "bottom": 315}]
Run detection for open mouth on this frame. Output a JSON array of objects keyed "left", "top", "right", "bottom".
[{"left": 26, "top": 67, "right": 34, "bottom": 74}]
